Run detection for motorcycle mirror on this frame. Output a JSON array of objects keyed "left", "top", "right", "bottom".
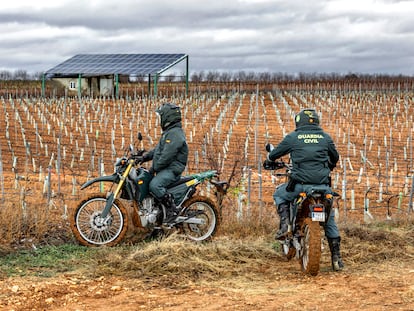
[
  {"left": 138, "top": 132, "right": 143, "bottom": 141},
  {"left": 265, "top": 143, "right": 274, "bottom": 152}
]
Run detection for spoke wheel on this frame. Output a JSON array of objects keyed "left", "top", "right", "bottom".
[
  {"left": 180, "top": 195, "right": 219, "bottom": 242},
  {"left": 71, "top": 193, "right": 128, "bottom": 247}
]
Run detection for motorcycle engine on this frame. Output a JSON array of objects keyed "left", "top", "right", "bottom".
[{"left": 138, "top": 197, "right": 160, "bottom": 227}]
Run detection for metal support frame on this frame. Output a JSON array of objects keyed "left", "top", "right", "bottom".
[
  {"left": 78, "top": 74, "right": 82, "bottom": 97},
  {"left": 152, "top": 54, "right": 189, "bottom": 97}
]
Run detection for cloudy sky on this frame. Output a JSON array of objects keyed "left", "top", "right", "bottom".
[{"left": 1, "top": 0, "right": 413, "bottom": 75}]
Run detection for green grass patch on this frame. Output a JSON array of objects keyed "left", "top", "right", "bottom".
[{"left": 0, "top": 244, "right": 98, "bottom": 277}]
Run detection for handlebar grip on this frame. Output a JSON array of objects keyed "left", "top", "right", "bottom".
[{"left": 133, "top": 155, "right": 144, "bottom": 164}]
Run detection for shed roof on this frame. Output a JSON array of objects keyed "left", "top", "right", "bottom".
[{"left": 46, "top": 53, "right": 187, "bottom": 76}]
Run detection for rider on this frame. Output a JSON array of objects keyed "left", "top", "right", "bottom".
[
  {"left": 265, "top": 108, "right": 344, "bottom": 271},
  {"left": 142, "top": 103, "right": 188, "bottom": 224}
]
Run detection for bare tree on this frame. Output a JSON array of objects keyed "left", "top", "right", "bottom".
[
  {"left": 206, "top": 71, "right": 220, "bottom": 82},
  {"left": 14, "top": 69, "right": 29, "bottom": 80},
  {"left": 0, "top": 70, "right": 12, "bottom": 80},
  {"left": 190, "top": 71, "right": 205, "bottom": 82},
  {"left": 219, "top": 72, "right": 232, "bottom": 82},
  {"left": 163, "top": 73, "right": 176, "bottom": 82}
]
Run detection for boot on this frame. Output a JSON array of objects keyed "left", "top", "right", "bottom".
[
  {"left": 275, "top": 203, "right": 290, "bottom": 240},
  {"left": 328, "top": 237, "right": 345, "bottom": 271},
  {"left": 161, "top": 193, "right": 179, "bottom": 224}
]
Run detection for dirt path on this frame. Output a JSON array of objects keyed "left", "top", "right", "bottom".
[{"left": 1, "top": 259, "right": 413, "bottom": 311}]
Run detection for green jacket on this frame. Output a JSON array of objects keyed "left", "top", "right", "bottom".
[
  {"left": 147, "top": 122, "right": 188, "bottom": 175},
  {"left": 269, "top": 124, "right": 339, "bottom": 184}
]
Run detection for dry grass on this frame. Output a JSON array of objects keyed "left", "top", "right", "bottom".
[
  {"left": 65, "top": 220, "right": 414, "bottom": 287},
  {"left": 0, "top": 194, "right": 72, "bottom": 248}
]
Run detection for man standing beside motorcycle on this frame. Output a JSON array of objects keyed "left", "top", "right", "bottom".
[
  {"left": 265, "top": 108, "right": 344, "bottom": 271},
  {"left": 141, "top": 103, "right": 188, "bottom": 225}
]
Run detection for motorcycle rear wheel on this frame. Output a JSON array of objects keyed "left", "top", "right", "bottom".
[
  {"left": 300, "top": 218, "right": 321, "bottom": 276},
  {"left": 71, "top": 193, "right": 129, "bottom": 247},
  {"left": 180, "top": 195, "right": 220, "bottom": 242}
]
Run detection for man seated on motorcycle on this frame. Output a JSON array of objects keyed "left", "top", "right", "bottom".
[
  {"left": 141, "top": 103, "right": 188, "bottom": 224},
  {"left": 265, "top": 108, "right": 344, "bottom": 271}
]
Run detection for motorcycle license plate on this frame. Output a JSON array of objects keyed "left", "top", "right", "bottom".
[{"left": 312, "top": 212, "right": 325, "bottom": 222}]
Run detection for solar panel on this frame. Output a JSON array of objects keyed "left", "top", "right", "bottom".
[{"left": 46, "top": 53, "right": 187, "bottom": 76}]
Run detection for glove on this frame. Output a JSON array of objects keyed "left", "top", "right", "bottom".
[
  {"left": 263, "top": 159, "right": 285, "bottom": 170},
  {"left": 134, "top": 156, "right": 144, "bottom": 164},
  {"left": 263, "top": 159, "right": 275, "bottom": 170},
  {"left": 141, "top": 152, "right": 152, "bottom": 163}
]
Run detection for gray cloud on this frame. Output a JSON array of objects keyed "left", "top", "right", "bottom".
[{"left": 0, "top": 0, "right": 413, "bottom": 75}]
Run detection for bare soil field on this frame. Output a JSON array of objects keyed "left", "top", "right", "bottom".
[
  {"left": 1, "top": 224, "right": 414, "bottom": 311},
  {"left": 1, "top": 261, "right": 413, "bottom": 311}
]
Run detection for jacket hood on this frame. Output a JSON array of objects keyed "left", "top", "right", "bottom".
[{"left": 156, "top": 103, "right": 182, "bottom": 130}]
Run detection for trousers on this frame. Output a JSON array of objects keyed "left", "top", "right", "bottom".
[{"left": 149, "top": 169, "right": 180, "bottom": 199}]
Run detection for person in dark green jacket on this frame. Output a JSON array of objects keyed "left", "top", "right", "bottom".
[
  {"left": 143, "top": 103, "right": 188, "bottom": 224},
  {"left": 266, "top": 108, "right": 344, "bottom": 271}
]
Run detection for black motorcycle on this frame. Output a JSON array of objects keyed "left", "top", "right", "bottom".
[{"left": 264, "top": 144, "right": 340, "bottom": 276}]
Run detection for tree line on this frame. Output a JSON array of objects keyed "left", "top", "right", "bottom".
[
  {"left": 0, "top": 68, "right": 412, "bottom": 83},
  {"left": 0, "top": 69, "right": 43, "bottom": 81}
]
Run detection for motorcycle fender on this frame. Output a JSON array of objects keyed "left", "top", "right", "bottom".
[{"left": 80, "top": 174, "right": 119, "bottom": 190}]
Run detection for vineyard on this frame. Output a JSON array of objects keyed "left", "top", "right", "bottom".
[
  {"left": 0, "top": 78, "right": 414, "bottom": 309},
  {"left": 0, "top": 78, "right": 413, "bottom": 245}
]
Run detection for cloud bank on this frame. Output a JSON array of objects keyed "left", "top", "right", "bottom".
[{"left": 1, "top": 0, "right": 413, "bottom": 75}]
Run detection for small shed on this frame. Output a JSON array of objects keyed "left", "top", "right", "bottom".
[{"left": 43, "top": 53, "right": 189, "bottom": 97}]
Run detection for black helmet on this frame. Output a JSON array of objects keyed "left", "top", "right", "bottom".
[
  {"left": 156, "top": 103, "right": 182, "bottom": 130},
  {"left": 295, "top": 109, "right": 320, "bottom": 128}
]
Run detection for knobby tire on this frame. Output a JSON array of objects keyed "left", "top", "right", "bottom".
[
  {"left": 300, "top": 218, "right": 321, "bottom": 276},
  {"left": 70, "top": 193, "right": 129, "bottom": 247}
]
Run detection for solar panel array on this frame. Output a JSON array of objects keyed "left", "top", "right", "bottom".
[{"left": 46, "top": 53, "right": 187, "bottom": 76}]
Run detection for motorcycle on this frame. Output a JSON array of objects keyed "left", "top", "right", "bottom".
[
  {"left": 264, "top": 144, "right": 340, "bottom": 276},
  {"left": 70, "top": 133, "right": 229, "bottom": 247}
]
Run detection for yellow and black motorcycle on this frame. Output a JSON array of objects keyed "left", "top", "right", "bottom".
[{"left": 71, "top": 134, "right": 228, "bottom": 247}]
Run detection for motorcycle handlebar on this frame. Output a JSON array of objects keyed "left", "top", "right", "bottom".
[{"left": 263, "top": 159, "right": 290, "bottom": 171}]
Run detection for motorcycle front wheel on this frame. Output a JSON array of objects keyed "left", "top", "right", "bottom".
[
  {"left": 179, "top": 195, "right": 220, "bottom": 242},
  {"left": 300, "top": 218, "right": 321, "bottom": 276},
  {"left": 71, "top": 193, "right": 129, "bottom": 247}
]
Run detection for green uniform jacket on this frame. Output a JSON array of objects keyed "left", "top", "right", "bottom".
[
  {"left": 147, "top": 122, "right": 188, "bottom": 175},
  {"left": 269, "top": 124, "right": 339, "bottom": 184}
]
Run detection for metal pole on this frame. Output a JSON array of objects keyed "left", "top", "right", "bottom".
[
  {"left": 154, "top": 73, "right": 158, "bottom": 97},
  {"left": 115, "top": 74, "right": 119, "bottom": 99},
  {"left": 258, "top": 154, "right": 263, "bottom": 219},
  {"left": 148, "top": 74, "right": 151, "bottom": 96},
  {"left": 342, "top": 157, "right": 347, "bottom": 212},
  {"left": 186, "top": 55, "right": 189, "bottom": 97},
  {"left": 255, "top": 84, "right": 258, "bottom": 164},
  {"left": 408, "top": 174, "right": 414, "bottom": 213},
  {"left": 78, "top": 74, "right": 82, "bottom": 98},
  {"left": 41, "top": 73, "right": 45, "bottom": 97},
  {"left": 247, "top": 167, "right": 251, "bottom": 218}
]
